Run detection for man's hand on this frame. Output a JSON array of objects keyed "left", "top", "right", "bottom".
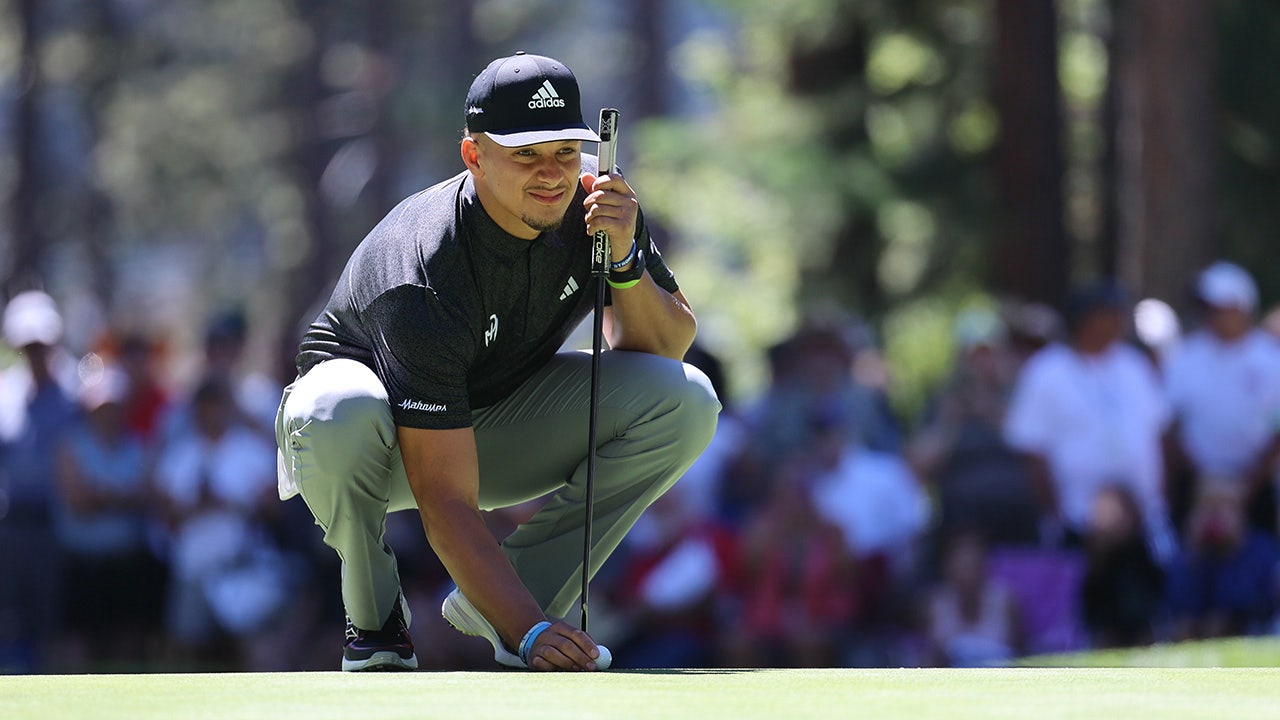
[
  {"left": 581, "top": 172, "right": 638, "bottom": 263},
  {"left": 525, "top": 620, "right": 605, "bottom": 671}
]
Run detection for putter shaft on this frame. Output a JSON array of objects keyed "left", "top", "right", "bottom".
[{"left": 582, "top": 108, "right": 619, "bottom": 633}]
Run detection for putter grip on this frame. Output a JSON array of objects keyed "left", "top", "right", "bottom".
[{"left": 591, "top": 109, "right": 620, "bottom": 277}]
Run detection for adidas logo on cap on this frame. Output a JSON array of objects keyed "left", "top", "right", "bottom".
[
  {"left": 529, "top": 79, "right": 566, "bottom": 109},
  {"left": 464, "top": 53, "right": 599, "bottom": 146}
]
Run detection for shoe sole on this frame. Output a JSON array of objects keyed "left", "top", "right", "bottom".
[
  {"left": 441, "top": 590, "right": 526, "bottom": 668},
  {"left": 342, "top": 650, "right": 419, "bottom": 672}
]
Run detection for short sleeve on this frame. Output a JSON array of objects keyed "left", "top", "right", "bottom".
[
  {"left": 637, "top": 207, "right": 679, "bottom": 295},
  {"left": 605, "top": 207, "right": 679, "bottom": 307},
  {"left": 1003, "top": 355, "right": 1056, "bottom": 455}
]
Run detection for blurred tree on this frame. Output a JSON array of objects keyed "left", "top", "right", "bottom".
[
  {"left": 633, "top": 0, "right": 999, "bottom": 406},
  {"left": 633, "top": 0, "right": 1262, "bottom": 413},
  {"left": 87, "top": 0, "right": 314, "bottom": 355},
  {"left": 1217, "top": 0, "right": 1280, "bottom": 306},
  {"left": 630, "top": 0, "right": 671, "bottom": 120},
  {"left": 275, "top": 0, "right": 484, "bottom": 373},
  {"left": 7, "top": 0, "right": 44, "bottom": 297},
  {"left": 0, "top": 0, "right": 1273, "bottom": 407},
  {"left": 1112, "top": 0, "right": 1215, "bottom": 308},
  {"left": 81, "top": 2, "right": 125, "bottom": 307},
  {"left": 992, "top": 0, "right": 1067, "bottom": 308},
  {"left": 283, "top": 0, "right": 347, "bottom": 362}
]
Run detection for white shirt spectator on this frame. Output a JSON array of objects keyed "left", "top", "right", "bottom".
[
  {"left": 1164, "top": 328, "right": 1280, "bottom": 480},
  {"left": 811, "top": 446, "right": 930, "bottom": 564},
  {"left": 1003, "top": 342, "right": 1171, "bottom": 536},
  {"left": 154, "top": 424, "right": 277, "bottom": 580}
]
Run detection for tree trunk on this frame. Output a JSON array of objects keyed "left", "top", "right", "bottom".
[
  {"left": 630, "top": 0, "right": 667, "bottom": 120},
  {"left": 1113, "top": 0, "right": 1215, "bottom": 307},
  {"left": 992, "top": 0, "right": 1069, "bottom": 308},
  {"left": 1098, "top": 0, "right": 1123, "bottom": 280},
  {"left": 273, "top": 0, "right": 338, "bottom": 377},
  {"left": 82, "top": 3, "right": 122, "bottom": 309},
  {"left": 6, "top": 0, "right": 44, "bottom": 296},
  {"left": 368, "top": 0, "right": 397, "bottom": 218}
]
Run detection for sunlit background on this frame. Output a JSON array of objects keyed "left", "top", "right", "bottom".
[
  {"left": 3, "top": 0, "right": 1280, "bottom": 675},
  {"left": 2, "top": 0, "right": 1275, "bottom": 413}
]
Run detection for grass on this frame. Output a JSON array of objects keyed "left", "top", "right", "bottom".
[
  {"left": 1022, "top": 636, "right": 1280, "bottom": 668},
  {"left": 3, "top": 639, "right": 1279, "bottom": 720}
]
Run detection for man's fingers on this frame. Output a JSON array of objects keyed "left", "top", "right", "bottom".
[
  {"left": 581, "top": 171, "right": 629, "bottom": 196},
  {"left": 530, "top": 646, "right": 588, "bottom": 672},
  {"left": 580, "top": 171, "right": 638, "bottom": 245},
  {"left": 527, "top": 622, "right": 601, "bottom": 671},
  {"left": 583, "top": 186, "right": 637, "bottom": 224}
]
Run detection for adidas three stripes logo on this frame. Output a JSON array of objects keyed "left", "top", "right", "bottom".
[{"left": 528, "top": 80, "right": 566, "bottom": 109}]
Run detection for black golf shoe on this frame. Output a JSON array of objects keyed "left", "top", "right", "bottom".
[{"left": 342, "top": 593, "right": 418, "bottom": 671}]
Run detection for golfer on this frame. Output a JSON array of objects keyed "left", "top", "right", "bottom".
[{"left": 275, "top": 52, "right": 719, "bottom": 672}]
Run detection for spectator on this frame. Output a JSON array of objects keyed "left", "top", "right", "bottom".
[
  {"left": 716, "top": 338, "right": 803, "bottom": 525},
  {"left": 724, "top": 320, "right": 901, "bottom": 526},
  {"left": 924, "top": 529, "right": 1022, "bottom": 667},
  {"left": 1003, "top": 281, "right": 1174, "bottom": 557},
  {"left": 111, "top": 333, "right": 173, "bottom": 447},
  {"left": 1166, "top": 482, "right": 1279, "bottom": 639},
  {"left": 809, "top": 409, "right": 931, "bottom": 577},
  {"left": 790, "top": 319, "right": 903, "bottom": 454},
  {"left": 54, "top": 366, "right": 167, "bottom": 669},
  {"left": 726, "top": 454, "right": 859, "bottom": 668},
  {"left": 909, "top": 308, "right": 1040, "bottom": 549},
  {"left": 1263, "top": 304, "right": 1280, "bottom": 341},
  {"left": 153, "top": 376, "right": 289, "bottom": 668},
  {"left": 162, "top": 311, "right": 281, "bottom": 445},
  {"left": 1163, "top": 261, "right": 1280, "bottom": 535},
  {"left": 1005, "top": 301, "right": 1064, "bottom": 364},
  {"left": 806, "top": 408, "right": 930, "bottom": 665},
  {"left": 0, "top": 290, "right": 80, "bottom": 672},
  {"left": 200, "top": 311, "right": 283, "bottom": 434},
  {"left": 1079, "top": 484, "right": 1165, "bottom": 648},
  {"left": 609, "top": 483, "right": 739, "bottom": 668}
]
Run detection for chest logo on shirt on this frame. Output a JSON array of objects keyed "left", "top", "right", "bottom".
[
  {"left": 559, "top": 276, "right": 579, "bottom": 301},
  {"left": 400, "top": 399, "right": 447, "bottom": 413},
  {"left": 484, "top": 314, "right": 499, "bottom": 347}
]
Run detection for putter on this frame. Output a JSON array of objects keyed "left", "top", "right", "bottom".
[{"left": 582, "top": 107, "right": 619, "bottom": 633}]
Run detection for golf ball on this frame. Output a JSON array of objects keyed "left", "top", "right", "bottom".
[{"left": 595, "top": 644, "right": 612, "bottom": 670}]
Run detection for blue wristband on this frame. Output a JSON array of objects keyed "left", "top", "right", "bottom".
[
  {"left": 610, "top": 239, "right": 637, "bottom": 271},
  {"left": 518, "top": 621, "right": 553, "bottom": 666}
]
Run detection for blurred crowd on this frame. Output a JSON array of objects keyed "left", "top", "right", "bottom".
[{"left": 3, "top": 259, "right": 1280, "bottom": 672}]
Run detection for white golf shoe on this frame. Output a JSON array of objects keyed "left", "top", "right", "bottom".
[{"left": 440, "top": 589, "right": 612, "bottom": 670}]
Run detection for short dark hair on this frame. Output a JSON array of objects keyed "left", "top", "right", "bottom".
[{"left": 1063, "top": 279, "right": 1128, "bottom": 332}]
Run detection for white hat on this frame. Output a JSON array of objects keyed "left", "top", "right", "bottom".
[
  {"left": 3, "top": 290, "right": 63, "bottom": 347},
  {"left": 953, "top": 308, "right": 1006, "bottom": 351},
  {"left": 1196, "top": 261, "right": 1257, "bottom": 312}
]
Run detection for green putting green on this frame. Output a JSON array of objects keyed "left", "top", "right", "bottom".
[
  {"left": 3, "top": 666, "right": 1279, "bottom": 720},
  {"left": 1021, "top": 636, "right": 1280, "bottom": 668}
]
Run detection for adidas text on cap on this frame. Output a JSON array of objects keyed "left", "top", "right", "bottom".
[{"left": 465, "top": 52, "right": 601, "bottom": 148}]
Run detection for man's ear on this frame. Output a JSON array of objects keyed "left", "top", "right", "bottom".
[{"left": 460, "top": 136, "right": 482, "bottom": 174}]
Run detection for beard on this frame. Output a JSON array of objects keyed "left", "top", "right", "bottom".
[{"left": 521, "top": 212, "right": 564, "bottom": 233}]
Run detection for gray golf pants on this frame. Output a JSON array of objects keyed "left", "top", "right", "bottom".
[{"left": 275, "top": 350, "right": 720, "bottom": 630}]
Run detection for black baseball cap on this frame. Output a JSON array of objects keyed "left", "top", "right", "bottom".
[{"left": 465, "top": 52, "right": 601, "bottom": 147}]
